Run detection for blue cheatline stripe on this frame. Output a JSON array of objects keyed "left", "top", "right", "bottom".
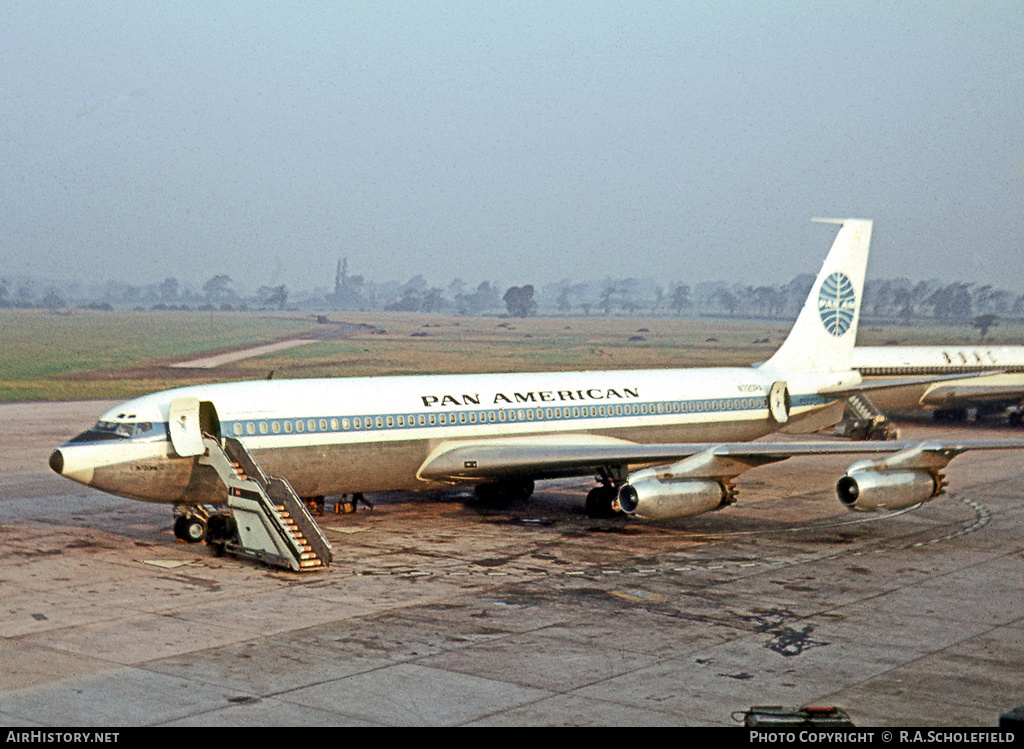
[{"left": 221, "top": 393, "right": 831, "bottom": 439}]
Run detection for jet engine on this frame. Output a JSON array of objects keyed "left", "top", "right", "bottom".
[
  {"left": 836, "top": 444, "right": 954, "bottom": 512},
  {"left": 617, "top": 477, "right": 731, "bottom": 521},
  {"left": 836, "top": 469, "right": 943, "bottom": 512}
]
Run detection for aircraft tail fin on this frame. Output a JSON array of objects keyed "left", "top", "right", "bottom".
[{"left": 763, "top": 218, "right": 872, "bottom": 373}]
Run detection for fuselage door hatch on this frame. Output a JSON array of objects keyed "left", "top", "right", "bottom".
[
  {"left": 168, "top": 397, "right": 206, "bottom": 457},
  {"left": 769, "top": 381, "right": 791, "bottom": 424}
]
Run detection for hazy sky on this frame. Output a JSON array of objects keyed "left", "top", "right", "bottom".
[{"left": 3, "top": 2, "right": 1022, "bottom": 293}]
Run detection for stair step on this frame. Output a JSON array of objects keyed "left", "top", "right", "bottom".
[{"left": 212, "top": 437, "right": 332, "bottom": 572}]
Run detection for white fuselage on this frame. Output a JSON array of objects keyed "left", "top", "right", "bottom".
[
  {"left": 53, "top": 366, "right": 843, "bottom": 505},
  {"left": 853, "top": 345, "right": 1024, "bottom": 411}
]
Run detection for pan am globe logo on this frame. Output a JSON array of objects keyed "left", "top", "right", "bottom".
[{"left": 818, "top": 272, "right": 857, "bottom": 336}]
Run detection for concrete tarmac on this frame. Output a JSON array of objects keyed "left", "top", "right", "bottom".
[{"left": 1, "top": 402, "right": 1023, "bottom": 726}]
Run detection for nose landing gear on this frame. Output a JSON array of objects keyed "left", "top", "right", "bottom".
[{"left": 173, "top": 512, "right": 207, "bottom": 543}]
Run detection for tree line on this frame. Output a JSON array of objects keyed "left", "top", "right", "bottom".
[{"left": 4, "top": 271, "right": 1024, "bottom": 329}]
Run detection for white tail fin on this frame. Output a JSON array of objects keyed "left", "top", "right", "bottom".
[{"left": 763, "top": 218, "right": 872, "bottom": 373}]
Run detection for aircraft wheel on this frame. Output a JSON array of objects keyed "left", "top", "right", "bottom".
[
  {"left": 586, "top": 486, "right": 618, "bottom": 518},
  {"left": 475, "top": 479, "right": 534, "bottom": 504},
  {"left": 512, "top": 479, "right": 535, "bottom": 500},
  {"left": 174, "top": 514, "right": 207, "bottom": 544}
]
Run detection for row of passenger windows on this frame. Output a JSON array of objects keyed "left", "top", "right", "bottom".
[
  {"left": 228, "top": 397, "right": 772, "bottom": 437},
  {"left": 859, "top": 365, "right": 1014, "bottom": 376}
]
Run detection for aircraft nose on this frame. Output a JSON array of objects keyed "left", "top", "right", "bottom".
[
  {"left": 49, "top": 449, "right": 64, "bottom": 474},
  {"left": 49, "top": 446, "right": 95, "bottom": 486}
]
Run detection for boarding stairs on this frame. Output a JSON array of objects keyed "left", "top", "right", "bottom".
[
  {"left": 199, "top": 436, "right": 332, "bottom": 571},
  {"left": 836, "top": 393, "right": 899, "bottom": 441}
]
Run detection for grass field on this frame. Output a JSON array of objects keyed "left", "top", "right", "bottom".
[{"left": 1, "top": 308, "right": 1018, "bottom": 403}]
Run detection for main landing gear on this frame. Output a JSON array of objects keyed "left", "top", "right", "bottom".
[
  {"left": 585, "top": 466, "right": 628, "bottom": 519},
  {"left": 474, "top": 478, "right": 535, "bottom": 504}
]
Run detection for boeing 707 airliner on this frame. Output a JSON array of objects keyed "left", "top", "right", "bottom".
[
  {"left": 49, "top": 219, "right": 1024, "bottom": 570},
  {"left": 853, "top": 346, "right": 1024, "bottom": 422}
]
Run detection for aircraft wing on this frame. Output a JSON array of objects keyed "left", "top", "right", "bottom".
[
  {"left": 819, "top": 369, "right": 1005, "bottom": 397},
  {"left": 921, "top": 383, "right": 1024, "bottom": 406},
  {"left": 417, "top": 434, "right": 1024, "bottom": 485}
]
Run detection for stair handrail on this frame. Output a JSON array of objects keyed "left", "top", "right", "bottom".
[{"left": 200, "top": 436, "right": 330, "bottom": 569}]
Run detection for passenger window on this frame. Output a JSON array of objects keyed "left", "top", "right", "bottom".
[
  {"left": 259, "top": 422, "right": 268, "bottom": 435},
  {"left": 321, "top": 419, "right": 328, "bottom": 431},
  {"left": 272, "top": 421, "right": 281, "bottom": 434},
  {"left": 342, "top": 418, "right": 350, "bottom": 430},
  {"left": 284, "top": 421, "right": 293, "bottom": 433},
  {"left": 375, "top": 416, "right": 383, "bottom": 428},
  {"left": 386, "top": 416, "right": 394, "bottom": 428},
  {"left": 331, "top": 418, "right": 339, "bottom": 430}
]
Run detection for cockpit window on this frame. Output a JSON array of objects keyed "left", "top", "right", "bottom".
[{"left": 68, "top": 420, "right": 160, "bottom": 443}]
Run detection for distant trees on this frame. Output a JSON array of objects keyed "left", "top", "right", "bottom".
[
  {"left": 158, "top": 277, "right": 180, "bottom": 305},
  {"left": 669, "top": 284, "right": 692, "bottom": 315},
  {"left": 259, "top": 285, "right": 288, "bottom": 310},
  {"left": 503, "top": 285, "right": 537, "bottom": 318},
  {"left": 973, "top": 313, "right": 999, "bottom": 341},
  {"left": 455, "top": 281, "right": 500, "bottom": 315},
  {"left": 40, "top": 287, "right": 66, "bottom": 312},
  {"left": 202, "top": 274, "right": 235, "bottom": 308},
  {"left": 6, "top": 249, "right": 1024, "bottom": 328},
  {"left": 925, "top": 282, "right": 973, "bottom": 320}
]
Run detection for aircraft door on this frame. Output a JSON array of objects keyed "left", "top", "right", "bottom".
[
  {"left": 168, "top": 397, "right": 206, "bottom": 457},
  {"left": 199, "top": 401, "right": 221, "bottom": 441},
  {"left": 769, "top": 381, "right": 791, "bottom": 424}
]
